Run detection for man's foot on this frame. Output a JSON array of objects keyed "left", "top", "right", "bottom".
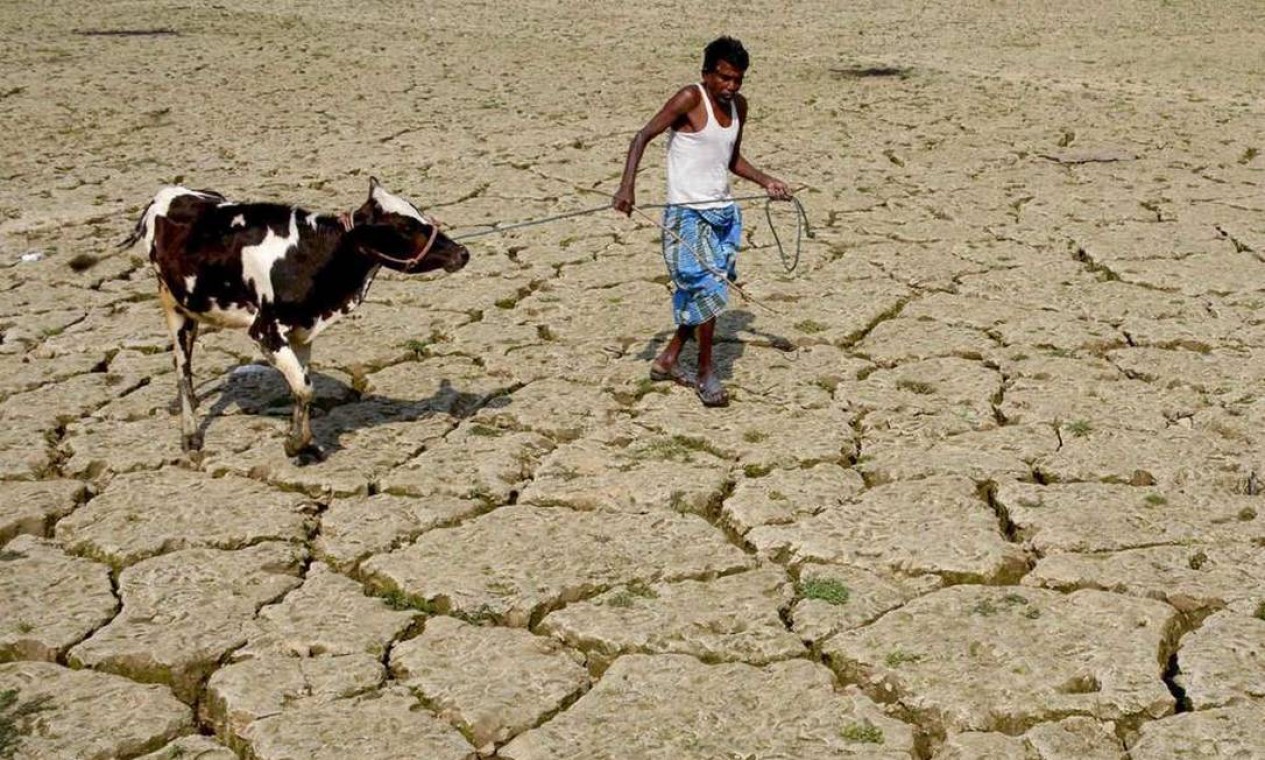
[
  {"left": 649, "top": 360, "right": 696, "bottom": 388},
  {"left": 695, "top": 374, "right": 730, "bottom": 408}
]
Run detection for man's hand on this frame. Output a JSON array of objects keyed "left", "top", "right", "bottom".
[
  {"left": 764, "top": 179, "right": 792, "bottom": 201},
  {"left": 612, "top": 187, "right": 635, "bottom": 216}
]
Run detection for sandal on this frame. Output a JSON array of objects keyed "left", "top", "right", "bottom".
[
  {"left": 695, "top": 374, "right": 730, "bottom": 408},
  {"left": 649, "top": 362, "right": 696, "bottom": 388}
]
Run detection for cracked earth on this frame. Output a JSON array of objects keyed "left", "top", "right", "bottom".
[{"left": 2, "top": 1, "right": 1264, "bottom": 758}]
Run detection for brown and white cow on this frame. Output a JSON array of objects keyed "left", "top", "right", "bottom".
[{"left": 124, "top": 177, "right": 469, "bottom": 463}]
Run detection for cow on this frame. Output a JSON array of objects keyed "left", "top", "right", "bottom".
[{"left": 123, "top": 177, "right": 470, "bottom": 463}]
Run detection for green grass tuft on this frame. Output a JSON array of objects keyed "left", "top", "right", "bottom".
[
  {"left": 378, "top": 588, "right": 431, "bottom": 613},
  {"left": 743, "top": 463, "right": 773, "bottom": 478},
  {"left": 896, "top": 379, "right": 936, "bottom": 395},
  {"left": 1063, "top": 419, "right": 1093, "bottom": 438},
  {"left": 606, "top": 580, "right": 659, "bottom": 608},
  {"left": 798, "top": 576, "right": 850, "bottom": 606},
  {"left": 840, "top": 720, "right": 884, "bottom": 744},
  {"left": 636, "top": 435, "right": 716, "bottom": 463},
  {"left": 402, "top": 339, "right": 431, "bottom": 357},
  {"left": 885, "top": 649, "right": 921, "bottom": 667}
]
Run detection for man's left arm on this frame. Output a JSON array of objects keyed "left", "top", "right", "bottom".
[{"left": 730, "top": 97, "right": 791, "bottom": 200}]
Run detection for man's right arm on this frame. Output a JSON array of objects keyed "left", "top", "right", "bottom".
[{"left": 613, "top": 87, "right": 698, "bottom": 216}]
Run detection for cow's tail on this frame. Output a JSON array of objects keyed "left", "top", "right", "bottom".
[{"left": 120, "top": 198, "right": 156, "bottom": 250}]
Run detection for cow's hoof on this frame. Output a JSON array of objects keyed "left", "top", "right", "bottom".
[
  {"left": 182, "top": 432, "right": 204, "bottom": 452},
  {"left": 288, "top": 443, "right": 326, "bottom": 466}
]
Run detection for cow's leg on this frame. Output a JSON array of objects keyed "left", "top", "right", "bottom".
[
  {"left": 287, "top": 339, "right": 319, "bottom": 461},
  {"left": 251, "top": 318, "right": 321, "bottom": 462},
  {"left": 159, "top": 286, "right": 202, "bottom": 451}
]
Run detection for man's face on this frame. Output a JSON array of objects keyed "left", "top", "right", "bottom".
[{"left": 702, "top": 59, "right": 745, "bottom": 104}]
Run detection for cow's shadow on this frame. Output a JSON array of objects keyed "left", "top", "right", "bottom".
[
  {"left": 191, "top": 368, "right": 511, "bottom": 458},
  {"left": 635, "top": 309, "right": 793, "bottom": 381}
]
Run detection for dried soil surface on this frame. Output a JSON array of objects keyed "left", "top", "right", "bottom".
[{"left": 2, "top": 1, "right": 1264, "bottom": 758}]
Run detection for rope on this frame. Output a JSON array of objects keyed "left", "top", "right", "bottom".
[
  {"left": 763, "top": 196, "right": 811, "bottom": 273},
  {"left": 450, "top": 204, "right": 611, "bottom": 241},
  {"left": 451, "top": 193, "right": 811, "bottom": 274},
  {"left": 445, "top": 188, "right": 813, "bottom": 316}
]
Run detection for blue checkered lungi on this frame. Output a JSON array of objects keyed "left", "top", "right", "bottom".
[{"left": 661, "top": 203, "right": 742, "bottom": 326}]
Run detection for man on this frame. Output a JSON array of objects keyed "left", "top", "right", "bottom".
[{"left": 613, "top": 36, "right": 790, "bottom": 407}]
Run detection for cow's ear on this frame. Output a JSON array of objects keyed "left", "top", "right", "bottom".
[
  {"left": 368, "top": 177, "right": 381, "bottom": 194},
  {"left": 352, "top": 198, "right": 375, "bottom": 227}
]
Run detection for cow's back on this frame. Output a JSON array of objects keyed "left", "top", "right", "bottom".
[
  {"left": 147, "top": 189, "right": 367, "bottom": 333},
  {"left": 150, "top": 189, "right": 264, "bottom": 321}
]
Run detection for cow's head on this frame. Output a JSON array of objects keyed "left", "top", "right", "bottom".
[{"left": 350, "top": 178, "right": 469, "bottom": 273}]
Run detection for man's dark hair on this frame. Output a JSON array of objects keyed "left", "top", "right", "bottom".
[{"left": 703, "top": 36, "right": 749, "bottom": 73}]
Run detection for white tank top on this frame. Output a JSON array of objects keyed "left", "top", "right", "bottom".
[{"left": 666, "top": 84, "right": 739, "bottom": 209}]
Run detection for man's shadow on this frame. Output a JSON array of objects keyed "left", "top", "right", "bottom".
[
  {"left": 635, "top": 309, "right": 793, "bottom": 381},
  {"left": 189, "top": 368, "right": 511, "bottom": 457}
]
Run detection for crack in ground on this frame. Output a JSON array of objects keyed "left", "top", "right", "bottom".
[
  {"left": 1214, "top": 222, "right": 1254, "bottom": 255},
  {"left": 837, "top": 295, "right": 913, "bottom": 350},
  {"left": 1069, "top": 243, "right": 1121, "bottom": 282},
  {"left": 183, "top": 556, "right": 323, "bottom": 714},
  {"left": 977, "top": 480, "right": 1021, "bottom": 544},
  {"left": 52, "top": 548, "right": 122, "bottom": 669},
  {"left": 818, "top": 648, "right": 947, "bottom": 757},
  {"left": 341, "top": 500, "right": 499, "bottom": 578},
  {"left": 991, "top": 367, "right": 1012, "bottom": 426},
  {"left": 825, "top": 628, "right": 1175, "bottom": 760},
  {"left": 691, "top": 476, "right": 754, "bottom": 558},
  {"left": 365, "top": 556, "right": 765, "bottom": 633}
]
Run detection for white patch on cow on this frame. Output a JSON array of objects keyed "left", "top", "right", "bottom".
[
  {"left": 272, "top": 345, "right": 312, "bottom": 399},
  {"left": 143, "top": 186, "right": 222, "bottom": 251},
  {"left": 231, "top": 214, "right": 246, "bottom": 228},
  {"left": 371, "top": 185, "right": 431, "bottom": 225},
  {"left": 289, "top": 271, "right": 376, "bottom": 344},
  {"left": 358, "top": 272, "right": 377, "bottom": 303},
  {"left": 241, "top": 211, "right": 299, "bottom": 304},
  {"left": 183, "top": 275, "right": 197, "bottom": 294},
  {"left": 298, "top": 305, "right": 350, "bottom": 343}
]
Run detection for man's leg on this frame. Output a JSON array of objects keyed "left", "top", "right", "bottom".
[
  {"left": 695, "top": 317, "right": 729, "bottom": 407},
  {"left": 651, "top": 325, "right": 694, "bottom": 382}
]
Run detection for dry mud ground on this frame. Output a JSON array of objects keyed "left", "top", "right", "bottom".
[{"left": 2, "top": 1, "right": 1265, "bottom": 758}]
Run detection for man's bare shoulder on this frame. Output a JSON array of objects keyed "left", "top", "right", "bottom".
[{"left": 668, "top": 84, "right": 703, "bottom": 109}]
